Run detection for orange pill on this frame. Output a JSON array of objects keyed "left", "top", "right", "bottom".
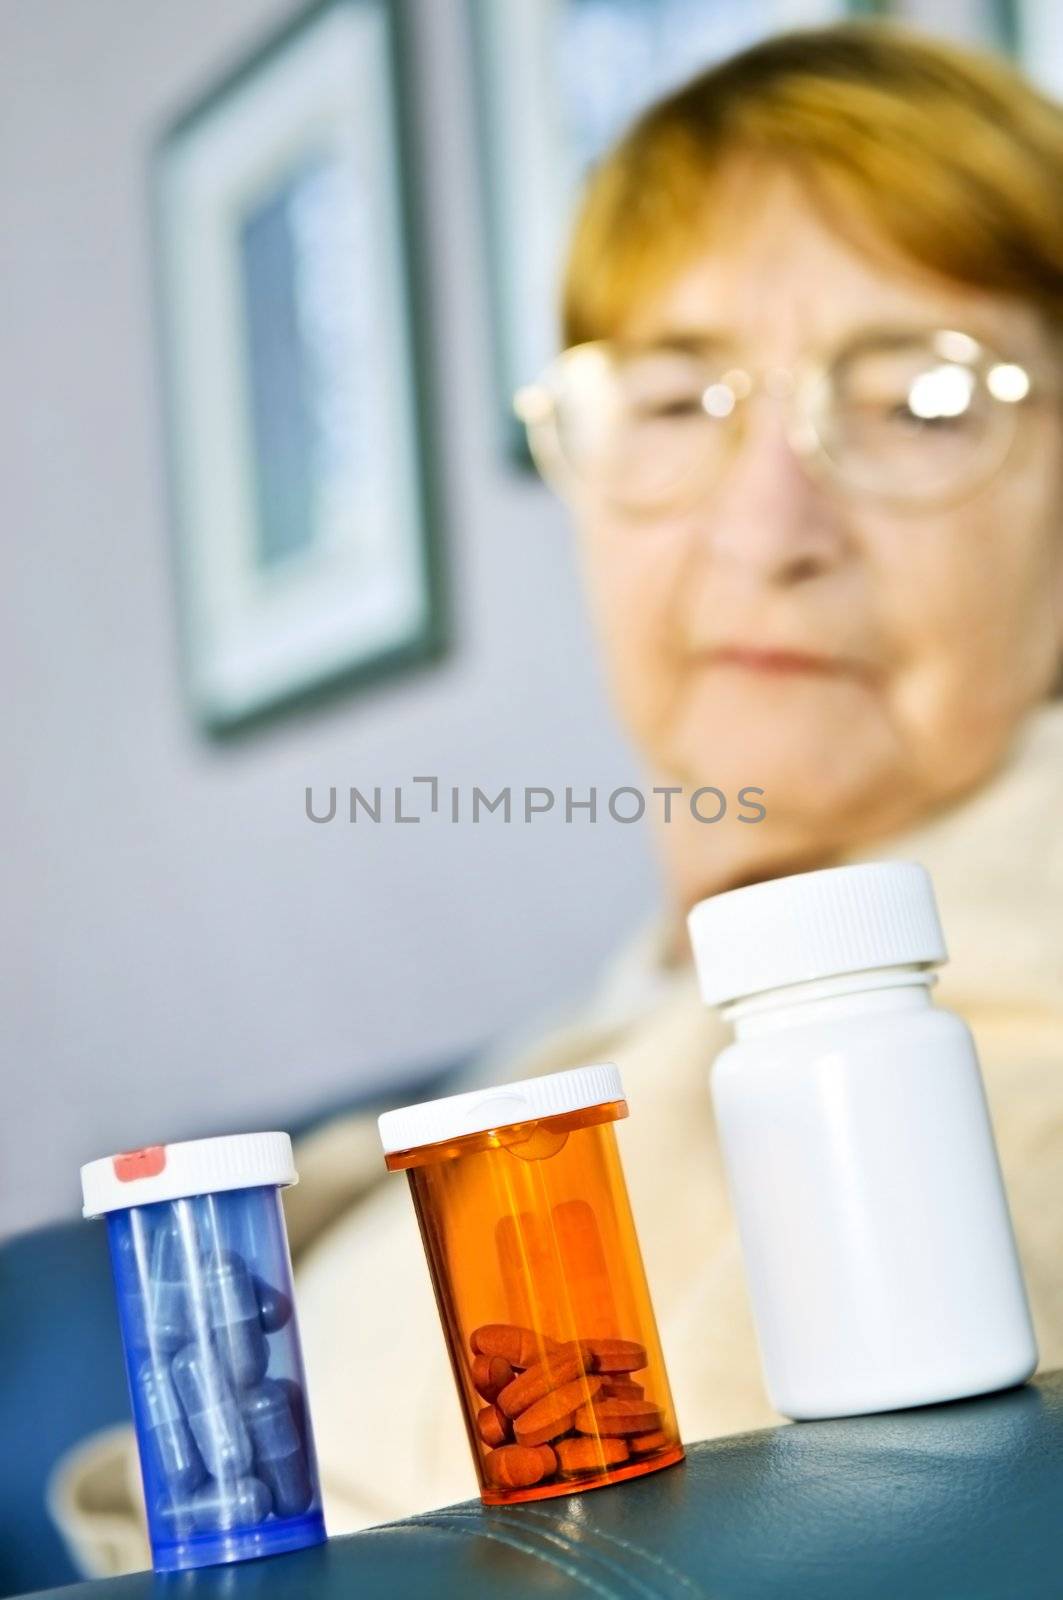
[
  {"left": 536, "top": 1443, "right": 558, "bottom": 1477},
  {"left": 515, "top": 1408, "right": 576, "bottom": 1448},
  {"left": 601, "top": 1378, "right": 644, "bottom": 1401},
  {"left": 629, "top": 1429, "right": 669, "bottom": 1455},
  {"left": 471, "top": 1353, "right": 514, "bottom": 1402},
  {"left": 557, "top": 1435, "right": 629, "bottom": 1473},
  {"left": 477, "top": 1403, "right": 511, "bottom": 1448},
  {"left": 574, "top": 1396, "right": 662, "bottom": 1436},
  {"left": 498, "top": 1344, "right": 593, "bottom": 1419},
  {"left": 484, "top": 1444, "right": 550, "bottom": 1490},
  {"left": 514, "top": 1375, "right": 603, "bottom": 1446},
  {"left": 471, "top": 1324, "right": 559, "bottom": 1371},
  {"left": 582, "top": 1338, "right": 646, "bottom": 1374}
]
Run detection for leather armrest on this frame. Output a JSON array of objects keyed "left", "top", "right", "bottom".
[{"left": 20, "top": 1370, "right": 1063, "bottom": 1599}]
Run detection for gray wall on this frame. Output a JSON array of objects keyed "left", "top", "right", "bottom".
[{"left": 0, "top": 0, "right": 658, "bottom": 1235}]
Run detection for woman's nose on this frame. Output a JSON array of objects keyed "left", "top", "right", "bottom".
[{"left": 697, "top": 406, "right": 848, "bottom": 585}]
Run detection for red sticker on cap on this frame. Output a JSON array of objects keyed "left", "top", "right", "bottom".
[{"left": 113, "top": 1146, "right": 167, "bottom": 1182}]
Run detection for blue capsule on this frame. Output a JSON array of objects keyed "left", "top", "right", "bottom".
[
  {"left": 146, "top": 1216, "right": 191, "bottom": 1353},
  {"left": 138, "top": 1360, "right": 206, "bottom": 1496},
  {"left": 183, "top": 1476, "right": 272, "bottom": 1533},
  {"left": 206, "top": 1252, "right": 268, "bottom": 1390},
  {"left": 171, "top": 1341, "right": 253, "bottom": 1480},
  {"left": 253, "top": 1276, "right": 292, "bottom": 1334},
  {"left": 110, "top": 1224, "right": 151, "bottom": 1351},
  {"left": 275, "top": 1376, "right": 309, "bottom": 1455},
  {"left": 242, "top": 1380, "right": 313, "bottom": 1517},
  {"left": 155, "top": 1498, "right": 197, "bottom": 1540}
]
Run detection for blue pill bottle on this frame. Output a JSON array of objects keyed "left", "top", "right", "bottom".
[{"left": 81, "top": 1132, "right": 326, "bottom": 1572}]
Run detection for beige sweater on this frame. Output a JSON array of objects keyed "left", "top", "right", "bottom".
[{"left": 51, "top": 704, "right": 1063, "bottom": 1577}]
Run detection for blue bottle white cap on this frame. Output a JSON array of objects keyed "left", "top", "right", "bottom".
[
  {"left": 80, "top": 1131, "right": 297, "bottom": 1217},
  {"left": 378, "top": 1062, "right": 625, "bottom": 1156},
  {"left": 687, "top": 860, "right": 948, "bottom": 1009}
]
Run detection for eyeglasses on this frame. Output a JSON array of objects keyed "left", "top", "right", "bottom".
[{"left": 514, "top": 328, "right": 1040, "bottom": 512}]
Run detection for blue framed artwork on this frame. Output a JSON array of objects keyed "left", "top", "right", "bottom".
[{"left": 154, "top": 0, "right": 445, "bottom": 734}]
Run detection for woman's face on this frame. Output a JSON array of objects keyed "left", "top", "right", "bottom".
[{"left": 571, "top": 169, "right": 1063, "bottom": 854}]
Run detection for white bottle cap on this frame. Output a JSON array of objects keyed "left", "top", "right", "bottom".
[
  {"left": 687, "top": 860, "right": 948, "bottom": 1009},
  {"left": 378, "top": 1062, "right": 625, "bottom": 1156},
  {"left": 81, "top": 1132, "right": 297, "bottom": 1218}
]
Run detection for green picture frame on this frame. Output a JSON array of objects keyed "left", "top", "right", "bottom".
[
  {"left": 153, "top": 0, "right": 447, "bottom": 737},
  {"left": 995, "top": 0, "right": 1063, "bottom": 91},
  {"left": 848, "top": 0, "right": 1017, "bottom": 49}
]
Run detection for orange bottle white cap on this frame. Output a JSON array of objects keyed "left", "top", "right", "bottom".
[{"left": 378, "top": 1062, "right": 625, "bottom": 1156}]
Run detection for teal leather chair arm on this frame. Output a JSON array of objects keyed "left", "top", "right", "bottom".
[{"left": 21, "top": 1370, "right": 1063, "bottom": 1599}]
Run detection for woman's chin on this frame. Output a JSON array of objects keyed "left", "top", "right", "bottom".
[{"left": 660, "top": 677, "right": 903, "bottom": 833}]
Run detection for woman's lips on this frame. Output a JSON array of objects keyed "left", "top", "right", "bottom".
[{"left": 708, "top": 645, "right": 862, "bottom": 677}]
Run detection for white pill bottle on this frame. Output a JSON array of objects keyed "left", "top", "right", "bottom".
[{"left": 687, "top": 860, "right": 1037, "bottom": 1421}]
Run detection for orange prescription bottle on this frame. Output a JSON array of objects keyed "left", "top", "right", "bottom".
[{"left": 379, "top": 1063, "right": 683, "bottom": 1505}]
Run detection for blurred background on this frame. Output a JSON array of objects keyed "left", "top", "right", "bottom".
[{"left": 0, "top": 0, "right": 1054, "bottom": 1240}]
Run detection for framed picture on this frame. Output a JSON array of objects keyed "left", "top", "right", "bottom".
[
  {"left": 1001, "top": 0, "right": 1063, "bottom": 93},
  {"left": 470, "top": 0, "right": 855, "bottom": 463},
  {"left": 154, "top": 0, "right": 445, "bottom": 735},
  {"left": 852, "top": 0, "right": 1017, "bottom": 47}
]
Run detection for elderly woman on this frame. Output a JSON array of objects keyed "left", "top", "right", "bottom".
[{"left": 58, "top": 20, "right": 1063, "bottom": 1571}]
